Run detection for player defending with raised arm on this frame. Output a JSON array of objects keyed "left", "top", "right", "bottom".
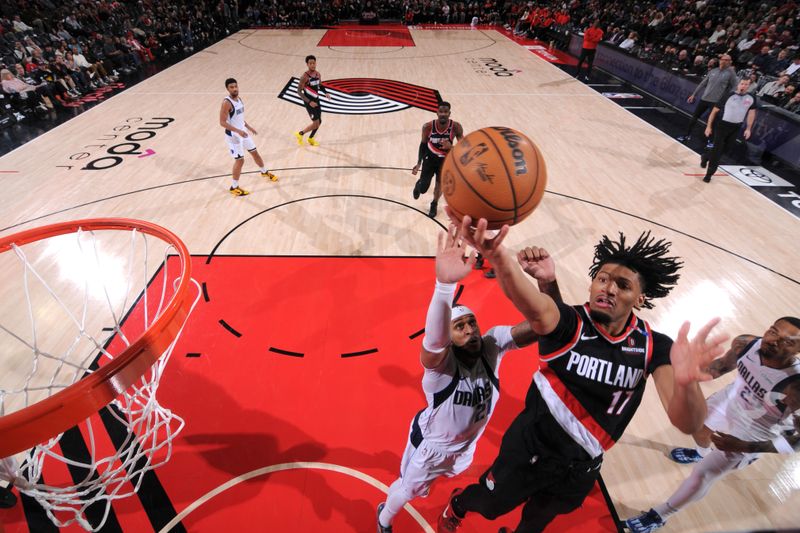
[
  {"left": 626, "top": 316, "right": 800, "bottom": 533},
  {"left": 412, "top": 101, "right": 464, "bottom": 219},
  {"left": 220, "top": 77, "right": 277, "bottom": 196},
  {"left": 377, "top": 225, "right": 562, "bottom": 533},
  {"left": 294, "top": 55, "right": 331, "bottom": 147},
  {"left": 437, "top": 213, "right": 728, "bottom": 533}
]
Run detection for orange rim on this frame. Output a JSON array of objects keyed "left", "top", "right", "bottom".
[{"left": 0, "top": 219, "right": 192, "bottom": 458}]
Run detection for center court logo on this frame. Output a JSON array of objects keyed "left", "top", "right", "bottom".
[
  {"left": 278, "top": 78, "right": 442, "bottom": 115},
  {"left": 465, "top": 57, "right": 520, "bottom": 77}
]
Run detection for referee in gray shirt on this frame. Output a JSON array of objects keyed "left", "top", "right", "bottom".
[
  {"left": 679, "top": 54, "right": 738, "bottom": 144},
  {"left": 700, "top": 78, "right": 758, "bottom": 183}
]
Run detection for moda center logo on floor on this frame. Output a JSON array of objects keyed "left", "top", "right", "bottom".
[{"left": 465, "top": 57, "right": 520, "bottom": 76}]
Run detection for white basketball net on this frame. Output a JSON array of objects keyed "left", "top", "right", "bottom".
[{"left": 0, "top": 225, "right": 198, "bottom": 531}]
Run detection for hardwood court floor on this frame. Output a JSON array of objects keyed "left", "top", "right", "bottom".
[{"left": 0, "top": 27, "right": 798, "bottom": 532}]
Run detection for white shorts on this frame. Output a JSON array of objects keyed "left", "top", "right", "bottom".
[
  {"left": 705, "top": 390, "right": 760, "bottom": 469},
  {"left": 225, "top": 132, "right": 257, "bottom": 159},
  {"left": 397, "top": 438, "right": 475, "bottom": 499}
]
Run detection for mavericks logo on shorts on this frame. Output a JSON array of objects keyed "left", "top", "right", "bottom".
[{"left": 278, "top": 77, "right": 442, "bottom": 115}]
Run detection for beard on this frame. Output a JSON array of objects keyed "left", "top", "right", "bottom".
[
  {"left": 453, "top": 339, "right": 482, "bottom": 359},
  {"left": 589, "top": 309, "right": 612, "bottom": 325}
]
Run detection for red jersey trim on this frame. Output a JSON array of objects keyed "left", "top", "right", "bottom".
[
  {"left": 539, "top": 308, "right": 583, "bottom": 362},
  {"left": 643, "top": 320, "right": 654, "bottom": 377},
  {"left": 540, "top": 365, "right": 616, "bottom": 450},
  {"left": 581, "top": 303, "right": 638, "bottom": 344}
]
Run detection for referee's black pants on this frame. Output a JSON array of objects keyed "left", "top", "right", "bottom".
[{"left": 704, "top": 120, "right": 741, "bottom": 181}]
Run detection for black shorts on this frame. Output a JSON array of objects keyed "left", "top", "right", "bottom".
[
  {"left": 468, "top": 386, "right": 603, "bottom": 526},
  {"left": 305, "top": 100, "right": 322, "bottom": 121},
  {"left": 416, "top": 154, "right": 445, "bottom": 194}
]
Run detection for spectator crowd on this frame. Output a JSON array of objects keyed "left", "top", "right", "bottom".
[
  {"left": 0, "top": 0, "right": 241, "bottom": 124},
  {"left": 2, "top": 0, "right": 799, "bottom": 126}
]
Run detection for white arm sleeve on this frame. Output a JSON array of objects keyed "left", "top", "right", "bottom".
[{"left": 421, "top": 280, "right": 456, "bottom": 353}]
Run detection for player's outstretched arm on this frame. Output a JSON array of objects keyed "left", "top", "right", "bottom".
[
  {"left": 652, "top": 318, "right": 730, "bottom": 434},
  {"left": 448, "top": 212, "right": 559, "bottom": 336},
  {"left": 420, "top": 224, "right": 477, "bottom": 369},
  {"left": 706, "top": 334, "right": 754, "bottom": 378},
  {"left": 511, "top": 246, "right": 562, "bottom": 347}
]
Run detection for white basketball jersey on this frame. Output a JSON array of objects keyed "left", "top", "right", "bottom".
[
  {"left": 224, "top": 96, "right": 245, "bottom": 134},
  {"left": 410, "top": 326, "right": 516, "bottom": 454},
  {"left": 711, "top": 338, "right": 800, "bottom": 440}
]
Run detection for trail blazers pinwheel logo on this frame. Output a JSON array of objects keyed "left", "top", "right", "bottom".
[{"left": 279, "top": 77, "right": 442, "bottom": 115}]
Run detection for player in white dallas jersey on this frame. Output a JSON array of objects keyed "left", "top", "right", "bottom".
[
  {"left": 376, "top": 225, "right": 563, "bottom": 533},
  {"left": 626, "top": 316, "right": 800, "bottom": 533},
  {"left": 219, "top": 77, "right": 277, "bottom": 197}
]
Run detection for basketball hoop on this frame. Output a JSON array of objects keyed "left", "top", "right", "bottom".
[{"left": 0, "top": 218, "right": 198, "bottom": 531}]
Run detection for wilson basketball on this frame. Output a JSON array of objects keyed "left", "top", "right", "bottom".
[{"left": 442, "top": 127, "right": 547, "bottom": 230}]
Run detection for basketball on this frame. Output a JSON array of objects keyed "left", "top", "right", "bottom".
[{"left": 441, "top": 127, "right": 547, "bottom": 230}]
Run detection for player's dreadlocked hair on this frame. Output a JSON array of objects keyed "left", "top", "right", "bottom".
[{"left": 588, "top": 231, "right": 683, "bottom": 309}]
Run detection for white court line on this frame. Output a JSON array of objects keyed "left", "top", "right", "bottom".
[
  {"left": 157, "top": 461, "right": 435, "bottom": 533},
  {"left": 621, "top": 106, "right": 666, "bottom": 110},
  {"left": 587, "top": 83, "right": 623, "bottom": 86}
]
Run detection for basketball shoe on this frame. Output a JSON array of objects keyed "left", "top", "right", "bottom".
[
  {"left": 670, "top": 447, "right": 703, "bottom": 464},
  {"left": 376, "top": 502, "right": 393, "bottom": 533},
  {"left": 294, "top": 131, "right": 304, "bottom": 145},
  {"left": 437, "top": 488, "right": 464, "bottom": 532},
  {"left": 428, "top": 200, "right": 438, "bottom": 218},
  {"left": 261, "top": 171, "right": 278, "bottom": 182},
  {"left": 229, "top": 186, "right": 250, "bottom": 196},
  {"left": 625, "top": 509, "right": 666, "bottom": 533},
  {"left": 307, "top": 137, "right": 319, "bottom": 146}
]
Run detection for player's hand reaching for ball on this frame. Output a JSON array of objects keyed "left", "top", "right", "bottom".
[
  {"left": 435, "top": 223, "right": 476, "bottom": 284},
  {"left": 670, "top": 318, "right": 729, "bottom": 386},
  {"left": 518, "top": 246, "right": 555, "bottom": 283},
  {"left": 444, "top": 207, "right": 509, "bottom": 262}
]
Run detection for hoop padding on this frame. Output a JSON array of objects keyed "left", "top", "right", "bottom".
[{"left": 0, "top": 218, "right": 192, "bottom": 458}]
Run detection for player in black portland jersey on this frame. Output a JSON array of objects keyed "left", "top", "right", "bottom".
[
  {"left": 437, "top": 220, "right": 729, "bottom": 533},
  {"left": 294, "top": 54, "right": 331, "bottom": 147},
  {"left": 412, "top": 101, "right": 464, "bottom": 219}
]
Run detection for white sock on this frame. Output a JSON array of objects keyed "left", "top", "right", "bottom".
[
  {"left": 380, "top": 478, "right": 410, "bottom": 528},
  {"left": 260, "top": 167, "right": 268, "bottom": 174},
  {"left": 658, "top": 450, "right": 738, "bottom": 519},
  {"left": 231, "top": 179, "right": 239, "bottom": 188},
  {"left": 653, "top": 502, "right": 677, "bottom": 520},
  {"left": 696, "top": 445, "right": 711, "bottom": 457}
]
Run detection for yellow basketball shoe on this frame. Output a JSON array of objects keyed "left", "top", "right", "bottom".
[
  {"left": 307, "top": 137, "right": 319, "bottom": 146},
  {"left": 229, "top": 186, "right": 250, "bottom": 197},
  {"left": 261, "top": 171, "right": 278, "bottom": 182},
  {"left": 294, "top": 132, "right": 304, "bottom": 145}
]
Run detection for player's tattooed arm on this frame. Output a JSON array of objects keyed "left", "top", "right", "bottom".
[{"left": 706, "top": 334, "right": 754, "bottom": 378}]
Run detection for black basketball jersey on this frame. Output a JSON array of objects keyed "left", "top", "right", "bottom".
[
  {"left": 303, "top": 70, "right": 322, "bottom": 101},
  {"left": 427, "top": 119, "right": 455, "bottom": 158},
  {"left": 534, "top": 302, "right": 671, "bottom": 456}
]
